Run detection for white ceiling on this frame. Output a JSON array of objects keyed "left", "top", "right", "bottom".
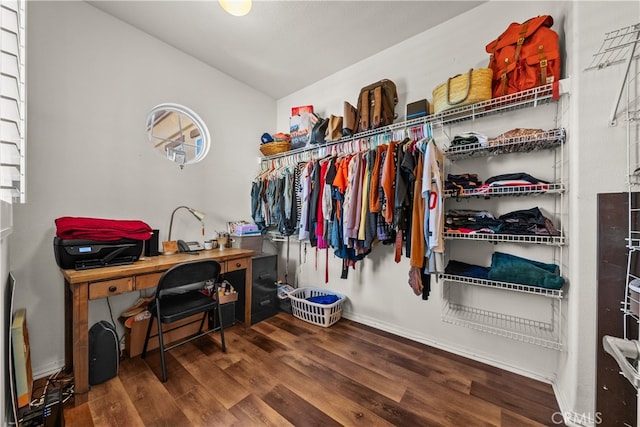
[{"left": 87, "top": 1, "right": 485, "bottom": 99}]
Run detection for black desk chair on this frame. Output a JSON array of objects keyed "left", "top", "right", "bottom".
[{"left": 141, "top": 259, "right": 226, "bottom": 382}]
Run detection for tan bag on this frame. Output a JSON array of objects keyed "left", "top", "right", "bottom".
[
  {"left": 343, "top": 101, "right": 358, "bottom": 137},
  {"left": 432, "top": 68, "right": 493, "bottom": 114},
  {"left": 325, "top": 115, "right": 343, "bottom": 142}
]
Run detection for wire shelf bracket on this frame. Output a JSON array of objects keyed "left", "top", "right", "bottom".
[
  {"left": 443, "top": 232, "right": 565, "bottom": 246},
  {"left": 441, "top": 274, "right": 563, "bottom": 298},
  {"left": 586, "top": 23, "right": 640, "bottom": 127},
  {"left": 441, "top": 301, "right": 562, "bottom": 350}
]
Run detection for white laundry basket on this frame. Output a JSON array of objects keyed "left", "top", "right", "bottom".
[{"left": 287, "top": 287, "right": 347, "bottom": 327}]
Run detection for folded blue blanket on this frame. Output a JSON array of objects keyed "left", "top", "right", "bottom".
[
  {"left": 307, "top": 294, "right": 340, "bottom": 305},
  {"left": 488, "top": 251, "right": 564, "bottom": 290},
  {"left": 444, "top": 260, "right": 490, "bottom": 280}
]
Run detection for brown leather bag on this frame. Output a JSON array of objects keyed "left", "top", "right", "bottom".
[{"left": 355, "top": 79, "right": 398, "bottom": 133}]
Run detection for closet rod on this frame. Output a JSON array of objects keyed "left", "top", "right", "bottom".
[
  {"left": 261, "top": 117, "right": 434, "bottom": 162},
  {"left": 258, "top": 124, "right": 429, "bottom": 172}
]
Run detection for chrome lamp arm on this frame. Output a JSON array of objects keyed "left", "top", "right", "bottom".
[{"left": 167, "top": 205, "right": 205, "bottom": 241}]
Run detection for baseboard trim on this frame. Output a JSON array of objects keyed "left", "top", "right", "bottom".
[
  {"left": 551, "top": 380, "right": 598, "bottom": 427},
  {"left": 32, "top": 360, "right": 65, "bottom": 381}
]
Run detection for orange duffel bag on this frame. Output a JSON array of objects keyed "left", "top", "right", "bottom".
[{"left": 485, "top": 15, "right": 560, "bottom": 98}]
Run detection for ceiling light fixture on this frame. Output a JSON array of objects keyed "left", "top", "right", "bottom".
[{"left": 218, "top": 0, "right": 252, "bottom": 17}]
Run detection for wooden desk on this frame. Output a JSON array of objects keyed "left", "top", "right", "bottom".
[{"left": 60, "top": 248, "right": 254, "bottom": 405}]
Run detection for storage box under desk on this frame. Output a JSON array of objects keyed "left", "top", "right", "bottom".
[
  {"left": 124, "top": 313, "right": 203, "bottom": 357},
  {"left": 208, "top": 301, "right": 236, "bottom": 329}
]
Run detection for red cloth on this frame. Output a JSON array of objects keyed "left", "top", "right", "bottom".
[{"left": 55, "top": 216, "right": 152, "bottom": 241}]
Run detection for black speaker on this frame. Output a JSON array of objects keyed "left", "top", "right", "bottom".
[
  {"left": 145, "top": 229, "right": 160, "bottom": 257},
  {"left": 88, "top": 321, "right": 119, "bottom": 385}
]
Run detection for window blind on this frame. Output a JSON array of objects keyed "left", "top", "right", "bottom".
[{"left": 0, "top": 0, "right": 25, "bottom": 204}]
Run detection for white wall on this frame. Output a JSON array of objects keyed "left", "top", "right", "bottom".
[
  {"left": 276, "top": 1, "right": 639, "bottom": 424},
  {"left": 10, "top": 1, "right": 274, "bottom": 377}
]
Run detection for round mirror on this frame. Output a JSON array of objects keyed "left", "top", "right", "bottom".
[{"left": 146, "top": 103, "right": 211, "bottom": 168}]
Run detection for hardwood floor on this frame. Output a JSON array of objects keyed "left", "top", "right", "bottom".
[{"left": 61, "top": 313, "right": 560, "bottom": 426}]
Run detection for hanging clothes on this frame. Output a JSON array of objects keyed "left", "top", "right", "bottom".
[
  {"left": 277, "top": 168, "right": 297, "bottom": 236},
  {"left": 422, "top": 139, "right": 445, "bottom": 274},
  {"left": 408, "top": 149, "right": 425, "bottom": 295},
  {"left": 381, "top": 139, "right": 398, "bottom": 225},
  {"left": 358, "top": 152, "right": 371, "bottom": 242},
  {"left": 252, "top": 130, "right": 445, "bottom": 288},
  {"left": 251, "top": 179, "right": 266, "bottom": 232},
  {"left": 400, "top": 144, "right": 417, "bottom": 259},
  {"left": 369, "top": 144, "right": 387, "bottom": 213},
  {"left": 331, "top": 153, "right": 369, "bottom": 278},
  {"left": 298, "top": 161, "right": 313, "bottom": 241},
  {"left": 375, "top": 148, "right": 395, "bottom": 245},
  {"left": 359, "top": 149, "right": 379, "bottom": 252},
  {"left": 307, "top": 160, "right": 321, "bottom": 247},
  {"left": 344, "top": 152, "right": 364, "bottom": 243},
  {"left": 323, "top": 157, "right": 337, "bottom": 246},
  {"left": 393, "top": 138, "right": 412, "bottom": 262},
  {"left": 315, "top": 158, "right": 330, "bottom": 249}
]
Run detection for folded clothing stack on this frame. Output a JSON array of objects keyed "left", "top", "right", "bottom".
[
  {"left": 488, "top": 252, "right": 564, "bottom": 290},
  {"left": 450, "top": 131, "right": 488, "bottom": 148},
  {"left": 444, "top": 251, "right": 564, "bottom": 290},
  {"left": 445, "top": 206, "right": 559, "bottom": 236},
  {"left": 445, "top": 173, "right": 482, "bottom": 190},
  {"left": 232, "top": 223, "right": 260, "bottom": 236}
]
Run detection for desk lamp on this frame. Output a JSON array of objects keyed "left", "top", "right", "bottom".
[{"left": 162, "top": 206, "right": 206, "bottom": 254}]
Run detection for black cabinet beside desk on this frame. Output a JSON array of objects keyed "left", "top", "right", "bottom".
[{"left": 224, "top": 253, "right": 278, "bottom": 325}]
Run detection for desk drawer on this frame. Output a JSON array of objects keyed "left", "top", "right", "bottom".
[
  {"left": 89, "top": 277, "right": 133, "bottom": 300},
  {"left": 226, "top": 258, "right": 248, "bottom": 272},
  {"left": 136, "top": 272, "right": 163, "bottom": 290}
]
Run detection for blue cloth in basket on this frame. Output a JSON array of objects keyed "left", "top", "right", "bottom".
[{"left": 306, "top": 294, "right": 340, "bottom": 305}]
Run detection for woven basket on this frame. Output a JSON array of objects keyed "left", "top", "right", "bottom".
[
  {"left": 260, "top": 140, "right": 291, "bottom": 156},
  {"left": 432, "top": 68, "right": 493, "bottom": 114}
]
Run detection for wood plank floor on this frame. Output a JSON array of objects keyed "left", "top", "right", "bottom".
[{"left": 62, "top": 313, "right": 560, "bottom": 426}]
